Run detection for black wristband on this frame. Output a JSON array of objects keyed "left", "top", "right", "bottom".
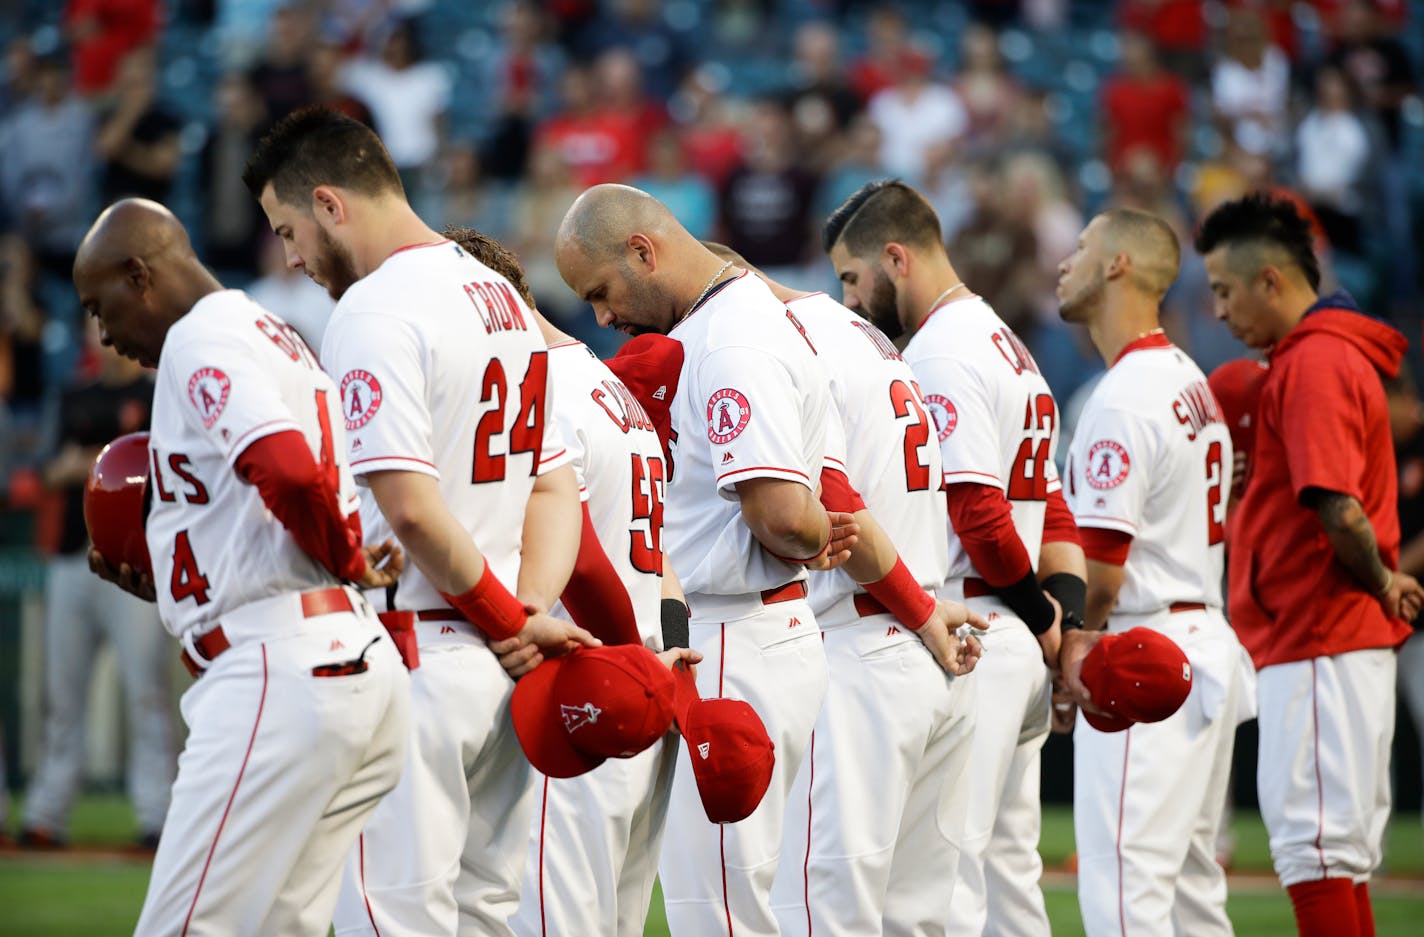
[
  {"left": 661, "top": 598, "right": 690, "bottom": 649},
  {"left": 993, "top": 571, "right": 1057, "bottom": 635},
  {"left": 1041, "top": 573, "right": 1086, "bottom": 630}
]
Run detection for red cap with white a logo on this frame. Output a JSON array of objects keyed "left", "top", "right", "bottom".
[{"left": 511, "top": 645, "right": 677, "bottom": 778}]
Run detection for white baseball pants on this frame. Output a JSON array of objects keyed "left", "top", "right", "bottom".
[
  {"left": 511, "top": 733, "right": 678, "bottom": 937},
  {"left": 770, "top": 611, "right": 977, "bottom": 937},
  {"left": 135, "top": 593, "right": 409, "bottom": 937},
  {"left": 1256, "top": 647, "right": 1396, "bottom": 888},
  {"left": 335, "top": 625, "right": 536, "bottom": 937},
  {"left": 944, "top": 606, "right": 1052, "bottom": 937},
  {"left": 1073, "top": 608, "right": 1256, "bottom": 937},
  {"left": 659, "top": 597, "right": 828, "bottom": 937}
]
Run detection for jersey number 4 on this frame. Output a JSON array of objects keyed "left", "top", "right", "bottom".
[
  {"left": 890, "top": 380, "right": 932, "bottom": 491},
  {"left": 1009, "top": 394, "right": 1056, "bottom": 501},
  {"left": 472, "top": 352, "right": 549, "bottom": 483}
]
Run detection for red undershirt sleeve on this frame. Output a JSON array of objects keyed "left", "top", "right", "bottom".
[
  {"left": 1043, "top": 486, "right": 1082, "bottom": 546},
  {"left": 945, "top": 481, "right": 1033, "bottom": 587},
  {"left": 235, "top": 430, "right": 365, "bottom": 581},
  {"left": 559, "top": 500, "right": 643, "bottom": 646},
  {"left": 1080, "top": 526, "right": 1133, "bottom": 566},
  {"left": 817, "top": 465, "right": 866, "bottom": 514}
]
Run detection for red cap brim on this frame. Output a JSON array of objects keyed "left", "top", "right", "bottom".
[
  {"left": 510, "top": 656, "right": 606, "bottom": 779},
  {"left": 1081, "top": 706, "right": 1132, "bottom": 733}
]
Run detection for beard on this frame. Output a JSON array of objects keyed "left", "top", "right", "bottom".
[
  {"left": 312, "top": 225, "right": 361, "bottom": 301},
  {"left": 864, "top": 268, "right": 904, "bottom": 340},
  {"left": 1057, "top": 268, "right": 1104, "bottom": 324},
  {"left": 617, "top": 260, "right": 677, "bottom": 335}
]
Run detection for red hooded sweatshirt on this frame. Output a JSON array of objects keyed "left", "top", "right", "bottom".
[{"left": 1228, "top": 294, "right": 1413, "bottom": 668}]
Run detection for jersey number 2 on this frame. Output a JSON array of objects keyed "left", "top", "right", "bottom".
[
  {"left": 890, "top": 380, "right": 932, "bottom": 491},
  {"left": 1205, "top": 441, "right": 1226, "bottom": 546},
  {"left": 472, "top": 352, "right": 549, "bottom": 483},
  {"left": 1009, "top": 394, "right": 1056, "bottom": 501}
]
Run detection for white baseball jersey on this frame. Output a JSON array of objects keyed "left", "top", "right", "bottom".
[
  {"left": 784, "top": 293, "right": 949, "bottom": 614},
  {"left": 665, "top": 272, "right": 837, "bottom": 596},
  {"left": 146, "top": 290, "right": 358, "bottom": 638},
  {"left": 1064, "top": 339, "right": 1231, "bottom": 612},
  {"left": 321, "top": 240, "right": 570, "bottom": 611},
  {"left": 546, "top": 339, "right": 665, "bottom": 647},
  {"left": 903, "top": 294, "right": 1060, "bottom": 581}
]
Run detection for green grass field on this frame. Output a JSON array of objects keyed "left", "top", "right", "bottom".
[{"left": 2, "top": 796, "right": 1421, "bottom": 935}]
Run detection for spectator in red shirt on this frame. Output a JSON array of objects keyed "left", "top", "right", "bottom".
[
  {"left": 1118, "top": 0, "right": 1206, "bottom": 79},
  {"left": 535, "top": 53, "right": 651, "bottom": 189},
  {"left": 63, "top": 0, "right": 159, "bottom": 97},
  {"left": 1100, "top": 32, "right": 1189, "bottom": 176},
  {"left": 1196, "top": 193, "right": 1419, "bottom": 937},
  {"left": 847, "top": 5, "right": 926, "bottom": 103}
]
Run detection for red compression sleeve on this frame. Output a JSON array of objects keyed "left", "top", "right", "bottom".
[
  {"left": 560, "top": 501, "right": 642, "bottom": 645},
  {"left": 1043, "top": 487, "right": 1082, "bottom": 546},
  {"left": 863, "top": 557, "right": 936, "bottom": 629},
  {"left": 945, "top": 482, "right": 1033, "bottom": 587},
  {"left": 235, "top": 430, "right": 364, "bottom": 581},
  {"left": 1080, "top": 527, "right": 1133, "bottom": 566},
  {"left": 818, "top": 465, "right": 867, "bottom": 514}
]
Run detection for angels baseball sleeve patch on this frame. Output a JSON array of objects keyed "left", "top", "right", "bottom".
[
  {"left": 924, "top": 394, "right": 957, "bottom": 441},
  {"left": 706, "top": 388, "right": 751, "bottom": 444},
  {"left": 340, "top": 369, "right": 384, "bottom": 431},
  {"left": 187, "top": 368, "right": 231, "bottom": 429},
  {"left": 1086, "top": 439, "right": 1131, "bottom": 490}
]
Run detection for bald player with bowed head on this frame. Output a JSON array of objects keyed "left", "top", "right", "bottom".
[
  {"left": 76, "top": 198, "right": 410, "bottom": 936},
  {"left": 556, "top": 184, "right": 856, "bottom": 936},
  {"left": 825, "top": 179, "right": 1096, "bottom": 937},
  {"left": 244, "top": 108, "right": 597, "bottom": 937},
  {"left": 1196, "top": 193, "right": 1420, "bottom": 937},
  {"left": 1055, "top": 208, "right": 1256, "bottom": 936},
  {"left": 440, "top": 224, "right": 702, "bottom": 937},
  {"left": 698, "top": 243, "right": 985, "bottom": 937}
]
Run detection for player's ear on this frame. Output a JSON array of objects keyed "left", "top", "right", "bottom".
[
  {"left": 312, "top": 185, "right": 346, "bottom": 225},
  {"left": 123, "top": 256, "right": 152, "bottom": 295},
  {"left": 1105, "top": 251, "right": 1129, "bottom": 282},
  {"left": 882, "top": 242, "right": 910, "bottom": 279},
  {"left": 628, "top": 233, "right": 655, "bottom": 272}
]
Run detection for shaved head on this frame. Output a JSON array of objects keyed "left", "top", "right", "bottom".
[
  {"left": 556, "top": 184, "right": 675, "bottom": 264},
  {"left": 1097, "top": 208, "right": 1180, "bottom": 297},
  {"left": 73, "top": 198, "right": 219, "bottom": 368}
]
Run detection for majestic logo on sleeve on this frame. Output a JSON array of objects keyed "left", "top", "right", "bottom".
[
  {"left": 560, "top": 702, "right": 601, "bottom": 733},
  {"left": 1086, "top": 440, "right": 1131, "bottom": 490},
  {"left": 924, "top": 394, "right": 957, "bottom": 440},
  {"left": 340, "top": 370, "right": 383, "bottom": 431},
  {"left": 706, "top": 388, "right": 751, "bottom": 444},
  {"left": 187, "top": 368, "right": 231, "bottom": 429}
]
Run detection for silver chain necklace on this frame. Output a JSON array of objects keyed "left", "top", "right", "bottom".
[
  {"left": 678, "top": 260, "right": 734, "bottom": 325},
  {"left": 928, "top": 281, "right": 968, "bottom": 315}
]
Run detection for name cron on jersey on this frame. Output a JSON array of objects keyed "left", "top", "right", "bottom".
[
  {"left": 1172, "top": 379, "right": 1225, "bottom": 441},
  {"left": 463, "top": 279, "right": 531, "bottom": 335},
  {"left": 591, "top": 379, "right": 655, "bottom": 435}
]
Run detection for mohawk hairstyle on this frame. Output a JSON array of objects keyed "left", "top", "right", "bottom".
[
  {"left": 242, "top": 107, "right": 403, "bottom": 207},
  {"left": 442, "top": 225, "right": 536, "bottom": 309},
  {"left": 821, "top": 179, "right": 943, "bottom": 258},
  {"left": 1193, "top": 192, "right": 1321, "bottom": 292}
]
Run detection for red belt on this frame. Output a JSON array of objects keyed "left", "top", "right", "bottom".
[
  {"left": 416, "top": 609, "right": 467, "bottom": 622},
  {"left": 853, "top": 593, "right": 888, "bottom": 618},
  {"left": 963, "top": 577, "right": 993, "bottom": 599},
  {"left": 1169, "top": 602, "right": 1207, "bottom": 614},
  {"left": 181, "top": 586, "right": 354, "bottom": 677},
  {"left": 760, "top": 580, "right": 808, "bottom": 605}
]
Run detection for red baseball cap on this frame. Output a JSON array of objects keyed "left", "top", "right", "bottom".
[
  {"left": 604, "top": 334, "right": 684, "bottom": 465},
  {"left": 511, "top": 645, "right": 677, "bottom": 778},
  {"left": 1207, "top": 358, "right": 1268, "bottom": 457},
  {"left": 679, "top": 695, "right": 776, "bottom": 824},
  {"left": 1079, "top": 627, "right": 1193, "bottom": 733}
]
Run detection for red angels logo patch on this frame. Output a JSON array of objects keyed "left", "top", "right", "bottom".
[
  {"left": 706, "top": 388, "right": 751, "bottom": 445},
  {"left": 341, "top": 369, "right": 383, "bottom": 431},
  {"left": 187, "top": 368, "right": 231, "bottom": 429},
  {"left": 561, "top": 702, "right": 601, "bottom": 734},
  {"left": 924, "top": 394, "right": 957, "bottom": 441},
  {"left": 1086, "top": 440, "right": 1131, "bottom": 490}
]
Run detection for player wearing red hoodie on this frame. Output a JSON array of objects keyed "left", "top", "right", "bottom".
[{"left": 1197, "top": 194, "right": 1420, "bottom": 937}]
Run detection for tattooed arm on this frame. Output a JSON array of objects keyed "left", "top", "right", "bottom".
[{"left": 1305, "top": 488, "right": 1424, "bottom": 621}]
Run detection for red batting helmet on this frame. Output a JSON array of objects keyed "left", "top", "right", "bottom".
[{"left": 84, "top": 432, "right": 152, "bottom": 577}]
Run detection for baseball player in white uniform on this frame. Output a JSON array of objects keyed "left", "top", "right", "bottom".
[
  {"left": 556, "top": 184, "right": 857, "bottom": 936},
  {"left": 1056, "top": 209, "right": 1257, "bottom": 936},
  {"left": 76, "top": 198, "right": 409, "bottom": 936},
  {"left": 742, "top": 270, "right": 983, "bottom": 936},
  {"left": 826, "top": 180, "right": 1096, "bottom": 937},
  {"left": 245, "top": 110, "right": 597, "bottom": 937},
  {"left": 441, "top": 226, "right": 690, "bottom": 937}
]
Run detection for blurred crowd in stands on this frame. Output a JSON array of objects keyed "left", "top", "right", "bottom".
[{"left": 1, "top": 0, "right": 1423, "bottom": 513}]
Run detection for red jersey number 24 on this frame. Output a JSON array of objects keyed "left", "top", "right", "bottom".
[{"left": 472, "top": 352, "right": 549, "bottom": 483}]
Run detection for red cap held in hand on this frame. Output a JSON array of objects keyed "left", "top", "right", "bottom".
[
  {"left": 1079, "top": 627, "right": 1193, "bottom": 733},
  {"left": 511, "top": 645, "right": 677, "bottom": 778},
  {"left": 679, "top": 693, "right": 775, "bottom": 824}
]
